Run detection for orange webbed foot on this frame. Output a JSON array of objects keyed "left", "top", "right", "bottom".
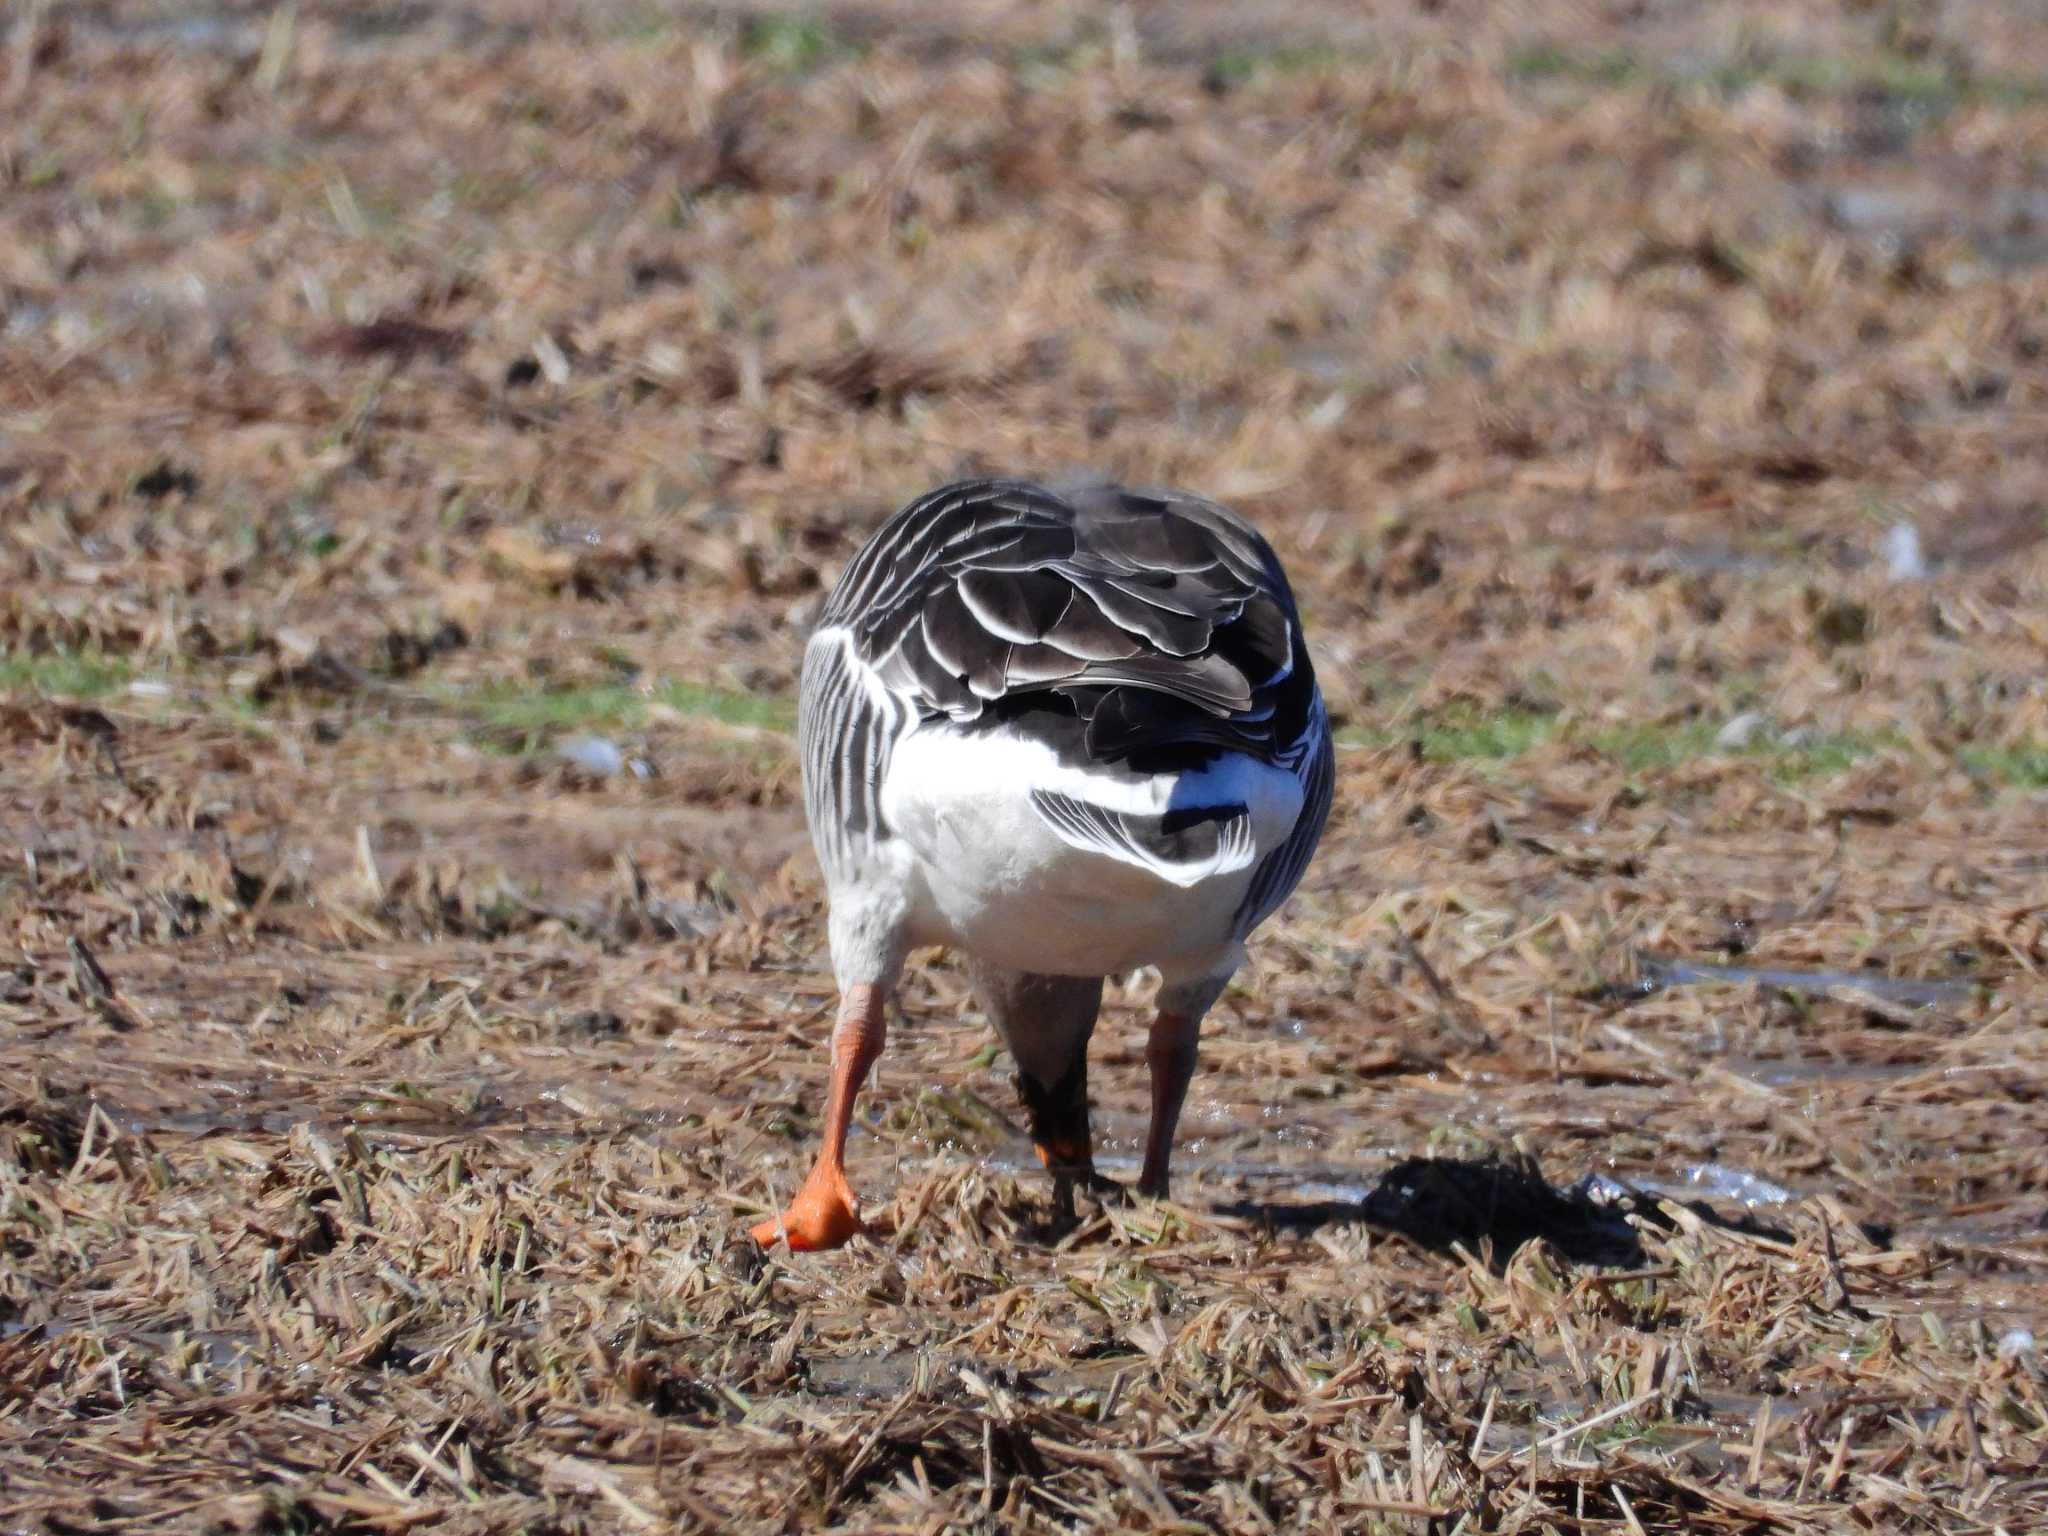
[{"left": 750, "top": 1164, "right": 862, "bottom": 1251}]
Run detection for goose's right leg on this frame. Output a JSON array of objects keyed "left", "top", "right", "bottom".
[
  {"left": 970, "top": 961, "right": 1105, "bottom": 1219},
  {"left": 1137, "top": 967, "right": 1234, "bottom": 1200}
]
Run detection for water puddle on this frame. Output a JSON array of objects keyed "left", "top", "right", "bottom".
[
  {"left": 1630, "top": 955, "right": 1972, "bottom": 1010},
  {"left": 1717, "top": 1057, "right": 1925, "bottom": 1089},
  {"left": 0, "top": 1317, "right": 250, "bottom": 1368},
  {"left": 133, "top": 1108, "right": 311, "bottom": 1137},
  {"left": 1820, "top": 174, "right": 2048, "bottom": 272},
  {"left": 1642, "top": 1161, "right": 1796, "bottom": 1210},
  {"left": 806, "top": 1349, "right": 1118, "bottom": 1403},
  {"left": 977, "top": 1126, "right": 1390, "bottom": 1207}
]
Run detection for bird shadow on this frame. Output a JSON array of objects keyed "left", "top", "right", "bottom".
[{"left": 1213, "top": 1155, "right": 1794, "bottom": 1272}]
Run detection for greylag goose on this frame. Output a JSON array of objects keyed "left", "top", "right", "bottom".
[{"left": 752, "top": 477, "right": 1333, "bottom": 1250}]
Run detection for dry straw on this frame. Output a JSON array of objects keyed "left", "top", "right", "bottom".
[{"left": 3, "top": 1, "right": 2045, "bottom": 1530}]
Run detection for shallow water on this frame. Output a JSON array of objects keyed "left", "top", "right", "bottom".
[
  {"left": 806, "top": 1348, "right": 1120, "bottom": 1404},
  {"left": 1718, "top": 1056, "right": 1925, "bottom": 1088},
  {"left": 1644, "top": 1161, "right": 1796, "bottom": 1209},
  {"left": 1634, "top": 954, "right": 1973, "bottom": 1009}
]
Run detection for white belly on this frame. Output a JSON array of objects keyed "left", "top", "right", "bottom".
[{"left": 875, "top": 724, "right": 1301, "bottom": 980}]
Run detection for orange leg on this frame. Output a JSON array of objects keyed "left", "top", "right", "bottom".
[
  {"left": 751, "top": 984, "right": 887, "bottom": 1251},
  {"left": 1138, "top": 1011, "right": 1200, "bottom": 1198}
]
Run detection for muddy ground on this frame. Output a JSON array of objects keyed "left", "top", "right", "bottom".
[{"left": 2, "top": 2, "right": 2045, "bottom": 1531}]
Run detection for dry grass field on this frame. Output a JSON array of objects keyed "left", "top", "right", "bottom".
[{"left": 4, "top": 2, "right": 2047, "bottom": 1530}]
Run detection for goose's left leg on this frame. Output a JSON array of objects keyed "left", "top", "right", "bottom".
[{"left": 1137, "top": 970, "right": 1232, "bottom": 1200}]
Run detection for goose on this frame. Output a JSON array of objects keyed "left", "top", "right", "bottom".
[{"left": 751, "top": 476, "right": 1333, "bottom": 1251}]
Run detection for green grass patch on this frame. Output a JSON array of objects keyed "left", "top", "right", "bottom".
[
  {"left": 740, "top": 14, "right": 852, "bottom": 74},
  {"left": 1771, "top": 729, "right": 1891, "bottom": 779},
  {"left": 0, "top": 650, "right": 133, "bottom": 699},
  {"left": 1507, "top": 45, "right": 1639, "bottom": 88},
  {"left": 1592, "top": 720, "right": 1897, "bottom": 780},
  {"left": 1415, "top": 705, "right": 1557, "bottom": 763},
  {"left": 466, "top": 682, "right": 646, "bottom": 738},
  {"left": 1587, "top": 720, "right": 1722, "bottom": 774},
  {"left": 1585, "top": 1412, "right": 1659, "bottom": 1450},
  {"left": 1752, "top": 50, "right": 2048, "bottom": 107},
  {"left": 1205, "top": 42, "right": 1357, "bottom": 88},
  {"left": 457, "top": 677, "right": 795, "bottom": 751},
  {"left": 1338, "top": 703, "right": 1558, "bottom": 761},
  {"left": 1506, "top": 43, "right": 2048, "bottom": 108},
  {"left": 654, "top": 679, "right": 796, "bottom": 733},
  {"left": 1959, "top": 743, "right": 2048, "bottom": 789}
]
